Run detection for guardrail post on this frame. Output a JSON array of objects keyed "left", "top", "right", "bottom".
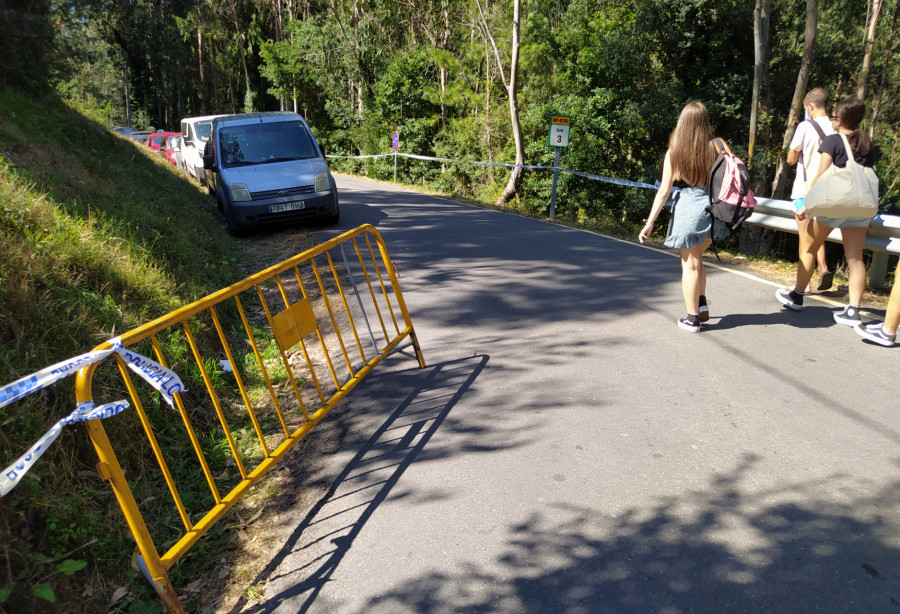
[
  {"left": 549, "top": 147, "right": 561, "bottom": 220},
  {"left": 870, "top": 252, "right": 889, "bottom": 289}
]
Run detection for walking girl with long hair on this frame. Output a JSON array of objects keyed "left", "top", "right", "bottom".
[{"left": 639, "top": 101, "right": 730, "bottom": 332}]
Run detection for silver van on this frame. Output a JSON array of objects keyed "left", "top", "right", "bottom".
[{"left": 203, "top": 112, "right": 339, "bottom": 231}]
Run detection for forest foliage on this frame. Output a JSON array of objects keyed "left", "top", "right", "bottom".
[
  {"left": 1, "top": 0, "right": 900, "bottom": 610},
  {"left": 5, "top": 0, "right": 899, "bottom": 222}
]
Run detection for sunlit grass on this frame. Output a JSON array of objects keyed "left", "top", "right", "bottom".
[{"left": 0, "top": 88, "right": 250, "bottom": 612}]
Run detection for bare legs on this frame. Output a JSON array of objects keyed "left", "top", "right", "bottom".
[
  {"left": 795, "top": 220, "right": 834, "bottom": 293},
  {"left": 885, "top": 262, "right": 900, "bottom": 335},
  {"left": 794, "top": 221, "right": 867, "bottom": 305},
  {"left": 795, "top": 215, "right": 830, "bottom": 292},
  {"left": 679, "top": 238, "right": 711, "bottom": 314},
  {"left": 840, "top": 227, "right": 867, "bottom": 306}
]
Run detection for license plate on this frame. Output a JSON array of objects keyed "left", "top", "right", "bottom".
[{"left": 269, "top": 201, "right": 305, "bottom": 213}]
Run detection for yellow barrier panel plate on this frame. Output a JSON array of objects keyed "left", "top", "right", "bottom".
[{"left": 272, "top": 298, "right": 318, "bottom": 351}]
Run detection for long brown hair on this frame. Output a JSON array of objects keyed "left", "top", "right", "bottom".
[
  {"left": 833, "top": 98, "right": 871, "bottom": 158},
  {"left": 668, "top": 101, "right": 715, "bottom": 187}
]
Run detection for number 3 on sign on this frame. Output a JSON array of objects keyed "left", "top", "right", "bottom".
[{"left": 548, "top": 116, "right": 570, "bottom": 148}]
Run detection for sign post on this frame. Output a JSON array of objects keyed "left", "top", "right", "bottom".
[
  {"left": 547, "top": 117, "right": 570, "bottom": 219},
  {"left": 392, "top": 131, "right": 400, "bottom": 184}
]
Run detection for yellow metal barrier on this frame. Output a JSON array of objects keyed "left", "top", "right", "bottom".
[{"left": 74, "top": 224, "right": 425, "bottom": 612}]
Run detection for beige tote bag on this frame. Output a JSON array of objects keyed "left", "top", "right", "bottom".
[{"left": 804, "top": 134, "right": 879, "bottom": 219}]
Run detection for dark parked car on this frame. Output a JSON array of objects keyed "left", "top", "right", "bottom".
[{"left": 128, "top": 131, "right": 153, "bottom": 144}]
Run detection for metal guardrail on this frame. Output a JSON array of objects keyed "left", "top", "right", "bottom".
[
  {"left": 746, "top": 198, "right": 900, "bottom": 288},
  {"left": 74, "top": 224, "right": 425, "bottom": 612}
]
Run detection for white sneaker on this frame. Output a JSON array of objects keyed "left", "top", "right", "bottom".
[{"left": 698, "top": 302, "right": 710, "bottom": 323}]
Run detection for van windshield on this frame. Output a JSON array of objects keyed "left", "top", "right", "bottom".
[{"left": 219, "top": 121, "right": 318, "bottom": 168}]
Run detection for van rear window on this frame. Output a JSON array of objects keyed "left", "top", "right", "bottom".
[{"left": 219, "top": 121, "right": 318, "bottom": 168}]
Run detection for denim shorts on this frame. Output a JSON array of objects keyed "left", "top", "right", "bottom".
[{"left": 813, "top": 215, "right": 872, "bottom": 229}]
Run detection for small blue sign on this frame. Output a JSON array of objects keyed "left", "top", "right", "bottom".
[{"left": 392, "top": 131, "right": 399, "bottom": 151}]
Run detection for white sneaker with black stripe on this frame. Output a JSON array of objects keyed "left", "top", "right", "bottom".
[
  {"left": 855, "top": 322, "right": 896, "bottom": 347},
  {"left": 678, "top": 315, "right": 701, "bottom": 333}
]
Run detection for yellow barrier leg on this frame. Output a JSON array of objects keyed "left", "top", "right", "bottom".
[{"left": 76, "top": 367, "right": 185, "bottom": 613}]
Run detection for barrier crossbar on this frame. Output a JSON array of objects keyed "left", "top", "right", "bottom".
[{"left": 74, "top": 224, "right": 425, "bottom": 612}]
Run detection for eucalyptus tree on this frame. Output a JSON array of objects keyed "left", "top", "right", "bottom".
[
  {"left": 748, "top": 0, "right": 772, "bottom": 164},
  {"left": 476, "top": 0, "right": 524, "bottom": 205},
  {"left": 858, "top": 0, "right": 885, "bottom": 100},
  {"left": 771, "top": 0, "right": 818, "bottom": 199}
]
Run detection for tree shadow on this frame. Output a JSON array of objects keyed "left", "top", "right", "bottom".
[{"left": 349, "top": 454, "right": 900, "bottom": 613}]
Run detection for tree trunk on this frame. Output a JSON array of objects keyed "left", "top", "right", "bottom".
[
  {"left": 484, "top": 27, "right": 492, "bottom": 159},
  {"left": 748, "top": 0, "right": 771, "bottom": 164},
  {"left": 197, "top": 26, "right": 207, "bottom": 114},
  {"left": 476, "top": 0, "right": 524, "bottom": 205},
  {"left": 868, "top": 0, "right": 898, "bottom": 136},
  {"left": 771, "top": 0, "right": 818, "bottom": 199},
  {"left": 857, "top": 0, "right": 884, "bottom": 101},
  {"left": 124, "top": 64, "right": 132, "bottom": 127}
]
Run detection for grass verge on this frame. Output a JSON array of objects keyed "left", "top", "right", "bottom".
[{"left": 0, "top": 88, "right": 257, "bottom": 612}]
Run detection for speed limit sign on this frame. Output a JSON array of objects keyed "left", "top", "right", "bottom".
[{"left": 548, "top": 116, "right": 570, "bottom": 148}]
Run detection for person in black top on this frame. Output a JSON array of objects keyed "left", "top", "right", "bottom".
[{"left": 776, "top": 98, "right": 877, "bottom": 326}]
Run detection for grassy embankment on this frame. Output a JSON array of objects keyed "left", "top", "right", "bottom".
[{"left": 0, "top": 88, "right": 256, "bottom": 612}]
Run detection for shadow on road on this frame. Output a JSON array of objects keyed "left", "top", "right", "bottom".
[
  {"left": 228, "top": 354, "right": 491, "bottom": 614},
  {"left": 349, "top": 454, "right": 900, "bottom": 613}
]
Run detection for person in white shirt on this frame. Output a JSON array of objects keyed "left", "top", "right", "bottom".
[{"left": 787, "top": 88, "right": 835, "bottom": 292}]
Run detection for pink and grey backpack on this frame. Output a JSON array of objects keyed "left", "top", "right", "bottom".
[{"left": 707, "top": 137, "right": 756, "bottom": 232}]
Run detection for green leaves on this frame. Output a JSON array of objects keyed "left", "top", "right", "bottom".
[
  {"left": 56, "top": 559, "right": 88, "bottom": 576},
  {"left": 32, "top": 584, "right": 56, "bottom": 603}
]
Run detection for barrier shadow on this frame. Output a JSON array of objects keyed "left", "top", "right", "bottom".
[{"left": 226, "top": 354, "right": 493, "bottom": 614}]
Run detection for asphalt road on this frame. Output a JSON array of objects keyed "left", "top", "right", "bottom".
[{"left": 229, "top": 175, "right": 900, "bottom": 614}]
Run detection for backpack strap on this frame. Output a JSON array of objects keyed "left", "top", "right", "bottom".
[
  {"left": 807, "top": 119, "right": 827, "bottom": 142},
  {"left": 712, "top": 137, "right": 726, "bottom": 155},
  {"left": 801, "top": 119, "right": 828, "bottom": 182}
]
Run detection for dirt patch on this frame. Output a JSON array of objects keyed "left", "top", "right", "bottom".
[{"left": 196, "top": 405, "right": 353, "bottom": 613}]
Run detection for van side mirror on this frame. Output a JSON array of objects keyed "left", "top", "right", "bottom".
[
  {"left": 203, "top": 155, "right": 214, "bottom": 169},
  {"left": 319, "top": 143, "right": 326, "bottom": 157}
]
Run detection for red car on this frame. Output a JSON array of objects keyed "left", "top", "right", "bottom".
[
  {"left": 163, "top": 133, "right": 182, "bottom": 166},
  {"left": 146, "top": 131, "right": 178, "bottom": 154}
]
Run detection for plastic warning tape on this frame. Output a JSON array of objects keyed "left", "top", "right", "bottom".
[
  {"left": 326, "top": 152, "right": 658, "bottom": 190},
  {"left": 0, "top": 338, "right": 186, "bottom": 496}
]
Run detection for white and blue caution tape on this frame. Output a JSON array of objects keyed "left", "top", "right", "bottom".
[
  {"left": 114, "top": 344, "right": 185, "bottom": 407},
  {"left": 327, "top": 152, "right": 659, "bottom": 190},
  {"left": 0, "top": 338, "right": 186, "bottom": 496},
  {"left": 1, "top": 400, "right": 128, "bottom": 497}
]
